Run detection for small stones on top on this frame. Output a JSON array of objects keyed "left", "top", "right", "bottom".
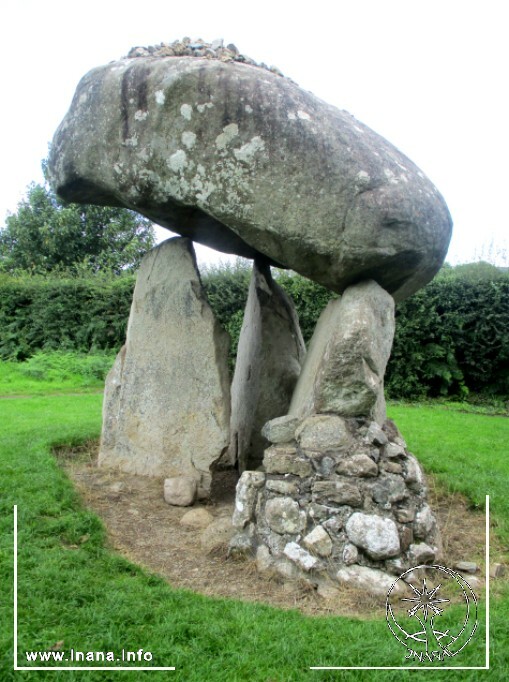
[{"left": 124, "top": 37, "right": 285, "bottom": 78}]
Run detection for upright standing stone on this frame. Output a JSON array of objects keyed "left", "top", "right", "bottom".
[
  {"left": 98, "top": 237, "right": 231, "bottom": 496},
  {"left": 227, "top": 261, "right": 306, "bottom": 471},
  {"left": 290, "top": 280, "right": 395, "bottom": 424},
  {"left": 101, "top": 344, "right": 126, "bottom": 454}
]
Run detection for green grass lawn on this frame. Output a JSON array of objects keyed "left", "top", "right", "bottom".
[
  {"left": 0, "top": 380, "right": 507, "bottom": 680},
  {"left": 389, "top": 404, "right": 509, "bottom": 546}
]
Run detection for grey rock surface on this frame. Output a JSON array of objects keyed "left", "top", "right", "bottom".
[
  {"left": 290, "top": 280, "right": 395, "bottom": 423},
  {"left": 364, "top": 421, "right": 389, "bottom": 446},
  {"left": 227, "top": 262, "right": 305, "bottom": 471},
  {"left": 98, "top": 237, "right": 230, "bottom": 493},
  {"left": 232, "top": 471, "right": 266, "bottom": 528},
  {"left": 179, "top": 507, "right": 214, "bottom": 528},
  {"left": 263, "top": 445, "right": 313, "bottom": 477},
  {"left": 283, "top": 542, "right": 318, "bottom": 571},
  {"left": 414, "top": 504, "right": 436, "bottom": 539},
  {"left": 369, "top": 473, "right": 408, "bottom": 506},
  {"left": 261, "top": 415, "right": 300, "bottom": 444},
  {"left": 403, "top": 453, "right": 425, "bottom": 490},
  {"left": 408, "top": 542, "right": 436, "bottom": 564},
  {"left": 228, "top": 527, "right": 256, "bottom": 557},
  {"left": 100, "top": 345, "right": 126, "bottom": 453},
  {"left": 49, "top": 54, "right": 452, "bottom": 301},
  {"left": 336, "top": 453, "right": 378, "bottom": 477},
  {"left": 342, "top": 542, "right": 359, "bottom": 565},
  {"left": 489, "top": 563, "right": 506, "bottom": 579},
  {"left": 394, "top": 505, "right": 416, "bottom": 523},
  {"left": 312, "top": 479, "right": 363, "bottom": 507},
  {"left": 164, "top": 476, "right": 197, "bottom": 506},
  {"left": 296, "top": 414, "right": 352, "bottom": 450},
  {"left": 345, "top": 512, "right": 400, "bottom": 559},
  {"left": 385, "top": 442, "right": 406, "bottom": 458},
  {"left": 200, "top": 517, "right": 235, "bottom": 553},
  {"left": 336, "top": 565, "right": 399, "bottom": 596},
  {"left": 454, "top": 561, "right": 478, "bottom": 574},
  {"left": 255, "top": 544, "right": 275, "bottom": 573},
  {"left": 302, "top": 525, "right": 333, "bottom": 557},
  {"left": 265, "top": 497, "right": 306, "bottom": 534},
  {"left": 265, "top": 479, "right": 299, "bottom": 495}
]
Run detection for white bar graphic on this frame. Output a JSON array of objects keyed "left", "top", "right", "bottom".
[{"left": 486, "top": 494, "right": 490, "bottom": 669}]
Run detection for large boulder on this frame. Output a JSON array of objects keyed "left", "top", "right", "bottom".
[
  {"left": 49, "top": 53, "right": 452, "bottom": 301},
  {"left": 98, "top": 237, "right": 230, "bottom": 495},
  {"left": 227, "top": 261, "right": 305, "bottom": 471}
]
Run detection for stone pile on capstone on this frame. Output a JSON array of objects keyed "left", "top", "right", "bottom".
[{"left": 124, "top": 37, "right": 285, "bottom": 77}]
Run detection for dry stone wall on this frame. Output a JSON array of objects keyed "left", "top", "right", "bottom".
[{"left": 230, "top": 413, "right": 442, "bottom": 594}]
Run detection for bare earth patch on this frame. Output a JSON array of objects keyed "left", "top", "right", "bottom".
[{"left": 55, "top": 441, "right": 505, "bottom": 619}]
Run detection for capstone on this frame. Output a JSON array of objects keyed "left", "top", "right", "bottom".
[{"left": 49, "top": 49, "right": 452, "bottom": 302}]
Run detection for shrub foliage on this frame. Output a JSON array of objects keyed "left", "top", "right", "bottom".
[
  {"left": 0, "top": 263, "right": 507, "bottom": 399},
  {"left": 0, "top": 274, "right": 134, "bottom": 360}
]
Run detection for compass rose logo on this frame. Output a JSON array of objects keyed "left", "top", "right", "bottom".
[{"left": 386, "top": 564, "right": 478, "bottom": 664}]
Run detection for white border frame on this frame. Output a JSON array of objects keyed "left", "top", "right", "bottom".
[{"left": 310, "top": 495, "right": 490, "bottom": 671}]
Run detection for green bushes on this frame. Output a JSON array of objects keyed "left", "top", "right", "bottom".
[
  {"left": 387, "top": 274, "right": 509, "bottom": 399},
  {"left": 201, "top": 262, "right": 251, "bottom": 362},
  {"left": 273, "top": 270, "right": 336, "bottom": 343},
  {"left": 0, "top": 274, "right": 134, "bottom": 360},
  {"left": 1, "top": 264, "right": 508, "bottom": 400},
  {"left": 20, "top": 350, "right": 115, "bottom": 383},
  {"left": 0, "top": 351, "right": 116, "bottom": 395},
  {"left": 200, "top": 264, "right": 334, "bottom": 361}
]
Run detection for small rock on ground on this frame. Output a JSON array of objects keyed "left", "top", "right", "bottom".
[{"left": 180, "top": 508, "right": 214, "bottom": 529}]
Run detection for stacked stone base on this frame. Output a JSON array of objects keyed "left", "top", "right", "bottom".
[{"left": 230, "top": 413, "right": 441, "bottom": 595}]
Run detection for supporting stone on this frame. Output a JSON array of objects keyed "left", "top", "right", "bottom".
[
  {"left": 289, "top": 279, "right": 395, "bottom": 425},
  {"left": 98, "top": 237, "right": 231, "bottom": 497},
  {"left": 227, "top": 261, "right": 306, "bottom": 471}
]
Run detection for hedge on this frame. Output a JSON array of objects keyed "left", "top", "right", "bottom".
[
  {"left": 1, "top": 266, "right": 508, "bottom": 399},
  {"left": 389, "top": 278, "right": 509, "bottom": 398},
  {"left": 0, "top": 275, "right": 135, "bottom": 360}
]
